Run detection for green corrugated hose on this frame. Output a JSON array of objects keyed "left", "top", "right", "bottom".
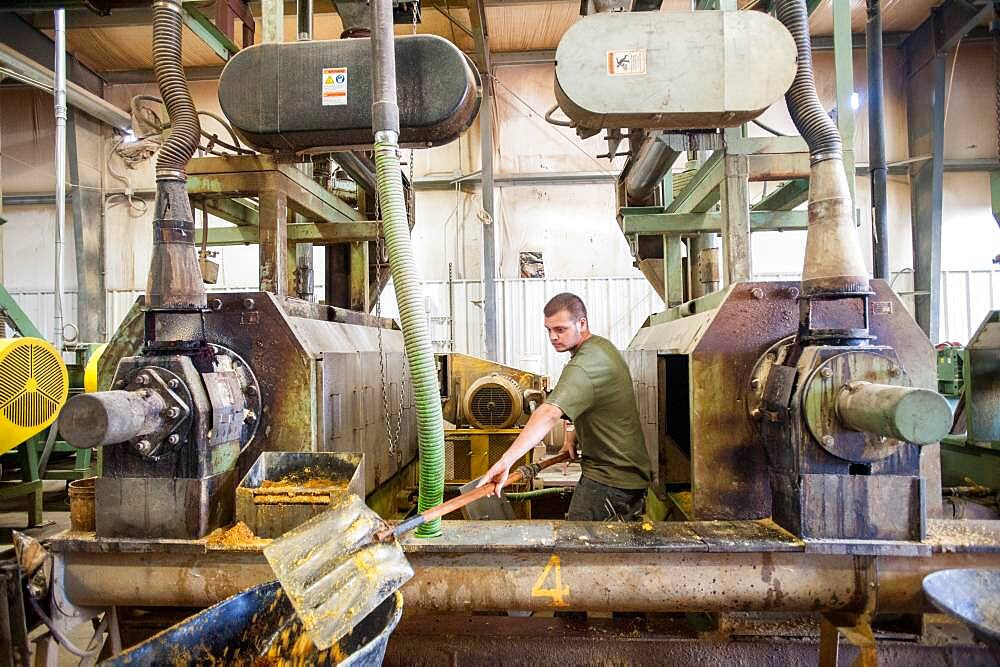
[{"left": 373, "top": 139, "right": 445, "bottom": 538}]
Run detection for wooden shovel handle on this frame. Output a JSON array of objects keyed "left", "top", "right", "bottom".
[
  {"left": 422, "top": 450, "right": 571, "bottom": 523},
  {"left": 383, "top": 451, "right": 572, "bottom": 540}
]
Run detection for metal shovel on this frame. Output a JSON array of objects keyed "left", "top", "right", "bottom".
[{"left": 263, "top": 451, "right": 570, "bottom": 650}]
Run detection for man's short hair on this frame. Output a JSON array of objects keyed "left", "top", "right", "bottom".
[{"left": 544, "top": 292, "right": 588, "bottom": 320}]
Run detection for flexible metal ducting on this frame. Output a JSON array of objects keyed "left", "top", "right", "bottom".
[
  {"left": 148, "top": 0, "right": 206, "bottom": 309},
  {"left": 775, "top": 0, "right": 869, "bottom": 299},
  {"left": 774, "top": 0, "right": 841, "bottom": 165},
  {"left": 152, "top": 0, "right": 200, "bottom": 180}
]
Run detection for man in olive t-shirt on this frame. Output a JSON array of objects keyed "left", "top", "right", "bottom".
[{"left": 477, "top": 292, "right": 651, "bottom": 520}]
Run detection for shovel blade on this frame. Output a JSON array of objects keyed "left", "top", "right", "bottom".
[{"left": 263, "top": 493, "right": 414, "bottom": 651}]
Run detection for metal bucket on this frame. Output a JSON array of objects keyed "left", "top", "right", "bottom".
[
  {"left": 67, "top": 477, "right": 95, "bottom": 532},
  {"left": 236, "top": 451, "right": 365, "bottom": 538},
  {"left": 103, "top": 580, "right": 402, "bottom": 666}
]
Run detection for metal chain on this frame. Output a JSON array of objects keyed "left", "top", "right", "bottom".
[{"left": 374, "top": 153, "right": 406, "bottom": 459}]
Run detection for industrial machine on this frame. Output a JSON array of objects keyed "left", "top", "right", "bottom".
[
  {"left": 937, "top": 311, "right": 1000, "bottom": 491},
  {"left": 629, "top": 280, "right": 949, "bottom": 541},
  {"left": 0, "top": 337, "right": 68, "bottom": 455},
  {"left": 27, "top": 2, "right": 1000, "bottom": 663},
  {"left": 436, "top": 352, "right": 547, "bottom": 483},
  {"left": 53, "top": 0, "right": 484, "bottom": 539}
]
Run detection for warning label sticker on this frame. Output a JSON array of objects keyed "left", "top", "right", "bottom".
[
  {"left": 322, "top": 67, "right": 347, "bottom": 106},
  {"left": 606, "top": 49, "right": 646, "bottom": 76}
]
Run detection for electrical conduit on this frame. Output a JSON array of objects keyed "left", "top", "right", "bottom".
[{"left": 370, "top": 0, "right": 445, "bottom": 537}]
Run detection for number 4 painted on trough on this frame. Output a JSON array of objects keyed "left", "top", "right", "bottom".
[{"left": 531, "top": 554, "right": 570, "bottom": 607}]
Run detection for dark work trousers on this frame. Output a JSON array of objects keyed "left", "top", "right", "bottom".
[{"left": 566, "top": 475, "right": 646, "bottom": 521}]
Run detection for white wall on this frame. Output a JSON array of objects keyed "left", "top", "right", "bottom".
[{"left": 3, "top": 41, "right": 999, "bottom": 347}]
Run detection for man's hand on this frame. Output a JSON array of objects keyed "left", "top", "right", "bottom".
[
  {"left": 559, "top": 424, "right": 578, "bottom": 473},
  {"left": 558, "top": 439, "right": 577, "bottom": 474},
  {"left": 476, "top": 458, "right": 511, "bottom": 496}
]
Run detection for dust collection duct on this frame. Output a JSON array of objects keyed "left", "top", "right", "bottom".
[
  {"left": 775, "top": 0, "right": 870, "bottom": 301},
  {"left": 217, "top": 35, "right": 480, "bottom": 152}
]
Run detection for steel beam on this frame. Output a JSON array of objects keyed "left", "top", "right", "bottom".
[
  {"left": 833, "top": 0, "right": 857, "bottom": 205},
  {"left": 101, "top": 66, "right": 224, "bottom": 84},
  {"left": 902, "top": 0, "right": 993, "bottom": 77},
  {"left": 186, "top": 155, "right": 364, "bottom": 223},
  {"left": 753, "top": 179, "right": 809, "bottom": 212},
  {"left": 622, "top": 211, "right": 808, "bottom": 235},
  {"left": 466, "top": 0, "right": 497, "bottom": 361},
  {"left": 720, "top": 154, "right": 751, "bottom": 284},
  {"left": 257, "top": 189, "right": 288, "bottom": 296},
  {"left": 492, "top": 50, "right": 556, "bottom": 66},
  {"left": 991, "top": 171, "right": 1000, "bottom": 226},
  {"left": 66, "top": 109, "right": 105, "bottom": 342},
  {"left": 0, "top": 13, "right": 104, "bottom": 97},
  {"left": 192, "top": 197, "right": 259, "bottom": 227},
  {"left": 907, "top": 55, "right": 946, "bottom": 340},
  {"left": 180, "top": 3, "right": 240, "bottom": 61},
  {"left": 194, "top": 221, "right": 377, "bottom": 245},
  {"left": 0, "top": 43, "right": 129, "bottom": 130},
  {"left": 666, "top": 151, "right": 724, "bottom": 215}
]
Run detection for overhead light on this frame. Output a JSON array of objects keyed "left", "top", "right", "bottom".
[{"left": 850, "top": 92, "right": 860, "bottom": 111}]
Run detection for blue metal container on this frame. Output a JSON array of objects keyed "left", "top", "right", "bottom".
[{"left": 103, "top": 580, "right": 402, "bottom": 665}]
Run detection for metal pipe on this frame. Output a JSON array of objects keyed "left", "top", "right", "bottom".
[
  {"left": 624, "top": 132, "right": 681, "bottom": 205},
  {"left": 53, "top": 8, "right": 66, "bottom": 351},
  {"left": 867, "top": 0, "right": 889, "bottom": 280},
  {"left": 836, "top": 381, "right": 952, "bottom": 445},
  {"left": 56, "top": 545, "right": 1000, "bottom": 614},
  {"left": 296, "top": 0, "right": 313, "bottom": 40},
  {"left": 333, "top": 151, "right": 378, "bottom": 194},
  {"left": 59, "top": 390, "right": 168, "bottom": 449},
  {"left": 0, "top": 45, "right": 132, "bottom": 131}
]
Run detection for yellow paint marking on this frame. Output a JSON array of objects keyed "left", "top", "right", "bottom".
[{"left": 531, "top": 554, "right": 570, "bottom": 607}]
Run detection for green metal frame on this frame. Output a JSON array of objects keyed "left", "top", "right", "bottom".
[
  {"left": 181, "top": 1, "right": 240, "bottom": 62},
  {"left": 623, "top": 0, "right": 855, "bottom": 311},
  {"left": 0, "top": 284, "right": 43, "bottom": 338}
]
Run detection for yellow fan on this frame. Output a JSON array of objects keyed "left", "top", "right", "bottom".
[{"left": 0, "top": 337, "right": 68, "bottom": 454}]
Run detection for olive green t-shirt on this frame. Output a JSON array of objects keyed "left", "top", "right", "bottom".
[{"left": 546, "top": 335, "right": 651, "bottom": 490}]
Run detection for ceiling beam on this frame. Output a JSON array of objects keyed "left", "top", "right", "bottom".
[
  {"left": 102, "top": 65, "right": 225, "bottom": 85},
  {"left": 0, "top": 12, "right": 106, "bottom": 95},
  {"left": 902, "top": 0, "right": 994, "bottom": 77}
]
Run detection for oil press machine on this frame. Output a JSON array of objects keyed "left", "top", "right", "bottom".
[{"left": 38, "top": 0, "right": 1000, "bottom": 662}]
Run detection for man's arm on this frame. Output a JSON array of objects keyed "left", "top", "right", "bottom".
[{"left": 475, "top": 402, "right": 565, "bottom": 495}]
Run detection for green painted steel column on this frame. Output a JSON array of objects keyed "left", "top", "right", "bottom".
[{"left": 833, "top": 0, "right": 857, "bottom": 205}]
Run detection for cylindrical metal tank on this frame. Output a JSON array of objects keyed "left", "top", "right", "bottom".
[
  {"left": 218, "top": 35, "right": 480, "bottom": 152},
  {"left": 554, "top": 11, "right": 796, "bottom": 131}
]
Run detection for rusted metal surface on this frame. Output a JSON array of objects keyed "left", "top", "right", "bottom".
[
  {"left": 96, "top": 292, "right": 417, "bottom": 496},
  {"left": 627, "top": 279, "right": 943, "bottom": 524},
  {"left": 235, "top": 451, "right": 364, "bottom": 538},
  {"left": 50, "top": 519, "right": 1000, "bottom": 612},
  {"left": 384, "top": 613, "right": 994, "bottom": 666}
]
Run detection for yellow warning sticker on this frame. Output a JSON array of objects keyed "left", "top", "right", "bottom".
[{"left": 322, "top": 67, "right": 347, "bottom": 106}]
